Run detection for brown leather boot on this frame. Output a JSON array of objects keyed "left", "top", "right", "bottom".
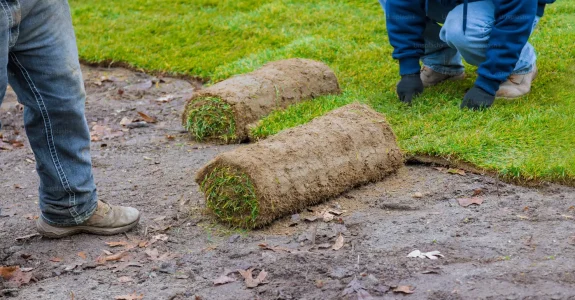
[
  {"left": 36, "top": 201, "right": 140, "bottom": 238},
  {"left": 420, "top": 66, "right": 465, "bottom": 87},
  {"left": 496, "top": 65, "right": 538, "bottom": 99}
]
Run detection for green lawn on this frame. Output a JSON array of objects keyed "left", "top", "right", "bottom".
[{"left": 70, "top": 0, "right": 575, "bottom": 184}]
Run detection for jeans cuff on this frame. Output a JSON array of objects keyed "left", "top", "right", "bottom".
[
  {"left": 424, "top": 64, "right": 465, "bottom": 76},
  {"left": 40, "top": 200, "right": 98, "bottom": 227},
  {"left": 512, "top": 64, "right": 534, "bottom": 75}
]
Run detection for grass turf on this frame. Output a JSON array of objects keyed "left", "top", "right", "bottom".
[
  {"left": 185, "top": 97, "right": 237, "bottom": 142},
  {"left": 200, "top": 166, "right": 259, "bottom": 228},
  {"left": 70, "top": 0, "right": 575, "bottom": 184}
]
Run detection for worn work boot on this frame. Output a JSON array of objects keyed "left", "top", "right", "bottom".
[
  {"left": 36, "top": 201, "right": 140, "bottom": 238},
  {"left": 496, "top": 65, "right": 538, "bottom": 99},
  {"left": 420, "top": 66, "right": 465, "bottom": 87}
]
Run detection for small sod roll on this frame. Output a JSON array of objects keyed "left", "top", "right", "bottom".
[
  {"left": 182, "top": 58, "right": 340, "bottom": 143},
  {"left": 196, "top": 103, "right": 404, "bottom": 228}
]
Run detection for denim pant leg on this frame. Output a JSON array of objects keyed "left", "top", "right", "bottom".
[
  {"left": 440, "top": 0, "right": 538, "bottom": 75},
  {"left": 378, "top": 0, "right": 464, "bottom": 75},
  {"left": 6, "top": 0, "right": 97, "bottom": 226}
]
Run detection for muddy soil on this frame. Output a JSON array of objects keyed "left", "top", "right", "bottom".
[{"left": 1, "top": 65, "right": 575, "bottom": 300}]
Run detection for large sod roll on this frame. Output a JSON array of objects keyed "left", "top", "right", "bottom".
[
  {"left": 182, "top": 58, "right": 340, "bottom": 143},
  {"left": 196, "top": 103, "right": 404, "bottom": 228}
]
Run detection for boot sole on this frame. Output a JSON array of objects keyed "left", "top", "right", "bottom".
[{"left": 37, "top": 216, "right": 140, "bottom": 239}]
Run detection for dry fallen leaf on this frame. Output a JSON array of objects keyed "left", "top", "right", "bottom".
[
  {"left": 0, "top": 266, "right": 33, "bottom": 288},
  {"left": 238, "top": 268, "right": 269, "bottom": 288},
  {"left": 213, "top": 274, "right": 236, "bottom": 286},
  {"left": 50, "top": 257, "right": 63, "bottom": 263},
  {"left": 119, "top": 117, "right": 132, "bottom": 126},
  {"left": 0, "top": 266, "right": 19, "bottom": 279},
  {"left": 106, "top": 241, "right": 130, "bottom": 248},
  {"left": 392, "top": 285, "right": 415, "bottom": 294},
  {"left": 332, "top": 234, "right": 344, "bottom": 251},
  {"left": 457, "top": 197, "right": 484, "bottom": 207},
  {"left": 322, "top": 211, "right": 335, "bottom": 222},
  {"left": 447, "top": 168, "right": 466, "bottom": 176},
  {"left": 258, "top": 243, "right": 294, "bottom": 253},
  {"left": 78, "top": 252, "right": 87, "bottom": 260},
  {"left": 137, "top": 111, "right": 157, "bottom": 123},
  {"left": 104, "top": 251, "right": 128, "bottom": 262},
  {"left": 138, "top": 241, "right": 149, "bottom": 248},
  {"left": 118, "top": 276, "right": 133, "bottom": 283},
  {"left": 114, "top": 293, "right": 144, "bottom": 300}
]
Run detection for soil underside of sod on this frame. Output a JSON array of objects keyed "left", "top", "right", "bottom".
[{"left": 185, "top": 97, "right": 237, "bottom": 143}]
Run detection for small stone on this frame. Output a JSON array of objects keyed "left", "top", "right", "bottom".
[
  {"left": 413, "top": 192, "right": 423, "bottom": 198},
  {"left": 228, "top": 234, "right": 241, "bottom": 243},
  {"left": 159, "top": 262, "right": 176, "bottom": 274},
  {"left": 329, "top": 267, "right": 352, "bottom": 280}
]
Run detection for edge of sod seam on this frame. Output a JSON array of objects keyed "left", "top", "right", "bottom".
[
  {"left": 200, "top": 165, "right": 260, "bottom": 229},
  {"left": 185, "top": 97, "right": 237, "bottom": 143}
]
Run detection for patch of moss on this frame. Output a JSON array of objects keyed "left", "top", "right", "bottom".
[
  {"left": 200, "top": 166, "right": 259, "bottom": 229},
  {"left": 185, "top": 97, "right": 236, "bottom": 142}
]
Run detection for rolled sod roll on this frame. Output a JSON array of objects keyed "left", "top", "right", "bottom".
[
  {"left": 182, "top": 58, "right": 340, "bottom": 143},
  {"left": 196, "top": 103, "right": 404, "bottom": 228}
]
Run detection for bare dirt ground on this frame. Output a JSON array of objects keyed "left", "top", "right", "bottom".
[{"left": 1, "top": 65, "right": 575, "bottom": 300}]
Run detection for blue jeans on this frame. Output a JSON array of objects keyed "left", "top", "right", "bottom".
[
  {"left": 0, "top": 0, "right": 97, "bottom": 226},
  {"left": 379, "top": 0, "right": 538, "bottom": 76}
]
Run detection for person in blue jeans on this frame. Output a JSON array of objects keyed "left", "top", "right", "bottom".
[
  {"left": 380, "top": 0, "right": 556, "bottom": 109},
  {"left": 0, "top": 0, "right": 140, "bottom": 238}
]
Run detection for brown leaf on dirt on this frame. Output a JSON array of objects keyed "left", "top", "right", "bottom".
[
  {"left": 238, "top": 268, "right": 269, "bottom": 288},
  {"left": 50, "top": 257, "right": 63, "bottom": 263},
  {"left": 120, "top": 117, "right": 132, "bottom": 126},
  {"left": 106, "top": 241, "right": 130, "bottom": 248},
  {"left": 0, "top": 266, "right": 33, "bottom": 288},
  {"left": 144, "top": 248, "right": 170, "bottom": 261},
  {"left": 90, "top": 124, "right": 124, "bottom": 141},
  {"left": 433, "top": 167, "right": 446, "bottom": 172},
  {"left": 332, "top": 234, "right": 344, "bottom": 251},
  {"left": 0, "top": 266, "right": 19, "bottom": 279},
  {"left": 457, "top": 197, "right": 484, "bottom": 207},
  {"left": 114, "top": 293, "right": 144, "bottom": 300},
  {"left": 258, "top": 243, "right": 294, "bottom": 253},
  {"left": 138, "top": 241, "right": 149, "bottom": 248},
  {"left": 473, "top": 189, "right": 483, "bottom": 196},
  {"left": 118, "top": 276, "right": 133, "bottom": 283},
  {"left": 322, "top": 211, "right": 335, "bottom": 222},
  {"left": 137, "top": 111, "right": 157, "bottom": 123},
  {"left": 77, "top": 252, "right": 87, "bottom": 260},
  {"left": 165, "top": 134, "right": 176, "bottom": 140},
  {"left": 213, "top": 274, "right": 236, "bottom": 286},
  {"left": 447, "top": 168, "right": 466, "bottom": 176},
  {"left": 392, "top": 285, "right": 415, "bottom": 294},
  {"left": 104, "top": 251, "right": 128, "bottom": 262},
  {"left": 150, "top": 234, "right": 169, "bottom": 245}
]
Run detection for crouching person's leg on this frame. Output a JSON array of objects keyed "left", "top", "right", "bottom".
[
  {"left": 7, "top": 0, "right": 140, "bottom": 238},
  {"left": 440, "top": 0, "right": 539, "bottom": 98}
]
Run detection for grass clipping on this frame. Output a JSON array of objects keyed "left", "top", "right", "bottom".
[
  {"left": 197, "top": 103, "right": 404, "bottom": 228},
  {"left": 183, "top": 58, "right": 340, "bottom": 143}
]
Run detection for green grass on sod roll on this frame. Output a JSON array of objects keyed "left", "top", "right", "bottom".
[
  {"left": 200, "top": 166, "right": 259, "bottom": 229},
  {"left": 185, "top": 97, "right": 237, "bottom": 142}
]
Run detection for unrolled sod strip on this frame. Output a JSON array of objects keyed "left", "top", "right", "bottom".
[
  {"left": 196, "top": 103, "right": 404, "bottom": 228},
  {"left": 182, "top": 58, "right": 340, "bottom": 143}
]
